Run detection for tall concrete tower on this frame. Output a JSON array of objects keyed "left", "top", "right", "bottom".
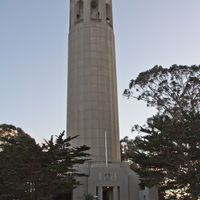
[
  {"left": 67, "top": 0, "right": 120, "bottom": 163},
  {"left": 67, "top": 1, "right": 158, "bottom": 200}
]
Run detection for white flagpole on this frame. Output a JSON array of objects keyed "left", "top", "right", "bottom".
[{"left": 105, "top": 131, "right": 108, "bottom": 168}]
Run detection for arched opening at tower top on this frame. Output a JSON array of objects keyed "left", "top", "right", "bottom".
[
  {"left": 75, "top": 0, "right": 83, "bottom": 22},
  {"left": 106, "top": 3, "right": 112, "bottom": 26},
  {"left": 90, "top": 0, "right": 99, "bottom": 20}
]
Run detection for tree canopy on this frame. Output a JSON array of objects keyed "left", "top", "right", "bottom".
[
  {"left": 124, "top": 65, "right": 200, "bottom": 118},
  {"left": 0, "top": 124, "right": 90, "bottom": 200},
  {"left": 123, "top": 65, "right": 200, "bottom": 200}
]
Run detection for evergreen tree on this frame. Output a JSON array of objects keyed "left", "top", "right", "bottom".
[
  {"left": 0, "top": 124, "right": 90, "bottom": 200},
  {"left": 123, "top": 65, "right": 200, "bottom": 199}
]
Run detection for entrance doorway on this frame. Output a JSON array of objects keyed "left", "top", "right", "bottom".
[{"left": 103, "top": 187, "right": 113, "bottom": 200}]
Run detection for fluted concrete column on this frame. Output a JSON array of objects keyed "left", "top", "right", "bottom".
[
  {"left": 98, "top": 187, "right": 103, "bottom": 200},
  {"left": 113, "top": 186, "right": 118, "bottom": 200}
]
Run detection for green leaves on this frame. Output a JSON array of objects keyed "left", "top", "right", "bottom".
[
  {"left": 123, "top": 113, "right": 200, "bottom": 199},
  {"left": 124, "top": 65, "right": 200, "bottom": 119},
  {"left": 123, "top": 65, "right": 200, "bottom": 199},
  {"left": 0, "top": 124, "right": 90, "bottom": 200}
]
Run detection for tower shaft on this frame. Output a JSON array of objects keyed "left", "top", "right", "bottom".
[{"left": 67, "top": 0, "right": 120, "bottom": 162}]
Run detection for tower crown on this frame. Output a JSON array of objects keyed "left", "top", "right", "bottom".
[{"left": 70, "top": 0, "right": 113, "bottom": 29}]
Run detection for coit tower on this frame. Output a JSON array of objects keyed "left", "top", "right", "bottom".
[
  {"left": 67, "top": 1, "right": 158, "bottom": 200},
  {"left": 67, "top": 0, "right": 120, "bottom": 163}
]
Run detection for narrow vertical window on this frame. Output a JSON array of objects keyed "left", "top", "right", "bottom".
[
  {"left": 106, "top": 3, "right": 112, "bottom": 26},
  {"left": 118, "top": 186, "right": 120, "bottom": 200},
  {"left": 96, "top": 187, "right": 98, "bottom": 196},
  {"left": 75, "top": 0, "right": 83, "bottom": 22},
  {"left": 90, "top": 0, "right": 99, "bottom": 20}
]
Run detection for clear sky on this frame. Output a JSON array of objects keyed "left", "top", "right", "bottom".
[{"left": 0, "top": 0, "right": 200, "bottom": 142}]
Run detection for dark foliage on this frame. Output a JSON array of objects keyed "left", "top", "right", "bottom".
[
  {"left": 123, "top": 65, "right": 200, "bottom": 199},
  {"left": 0, "top": 124, "right": 90, "bottom": 200}
]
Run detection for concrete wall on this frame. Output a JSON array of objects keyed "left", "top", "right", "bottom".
[
  {"left": 67, "top": 0, "right": 120, "bottom": 162},
  {"left": 72, "top": 162, "right": 143, "bottom": 200}
]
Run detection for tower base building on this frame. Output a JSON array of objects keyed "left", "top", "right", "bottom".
[
  {"left": 67, "top": 0, "right": 158, "bottom": 199},
  {"left": 72, "top": 162, "right": 158, "bottom": 200}
]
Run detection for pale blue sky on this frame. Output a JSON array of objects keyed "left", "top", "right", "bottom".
[{"left": 0, "top": 0, "right": 200, "bottom": 142}]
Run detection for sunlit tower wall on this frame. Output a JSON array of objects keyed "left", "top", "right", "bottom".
[{"left": 67, "top": 0, "right": 121, "bottom": 163}]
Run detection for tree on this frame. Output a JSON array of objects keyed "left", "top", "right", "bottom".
[
  {"left": 0, "top": 124, "right": 90, "bottom": 200},
  {"left": 85, "top": 194, "right": 94, "bottom": 200},
  {"left": 123, "top": 65, "right": 200, "bottom": 199},
  {"left": 120, "top": 136, "right": 136, "bottom": 161}
]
